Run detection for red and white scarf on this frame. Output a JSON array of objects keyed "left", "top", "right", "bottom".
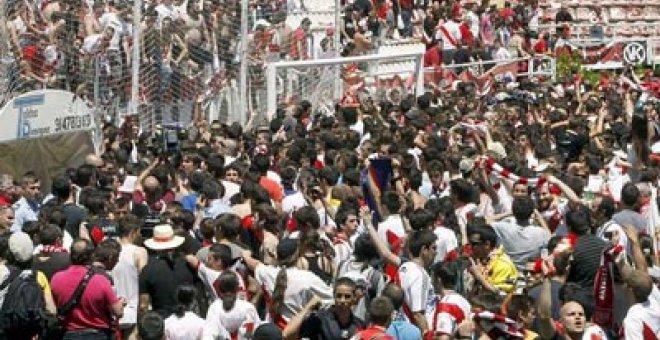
[
  {"left": 480, "top": 157, "right": 548, "bottom": 189},
  {"left": 593, "top": 245, "right": 623, "bottom": 330}
]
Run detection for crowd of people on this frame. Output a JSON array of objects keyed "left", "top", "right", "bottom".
[
  {"left": 1, "top": 59, "right": 660, "bottom": 340},
  {"left": 3, "top": 1, "right": 660, "bottom": 340},
  {"left": 2, "top": 0, "right": 589, "bottom": 109}
]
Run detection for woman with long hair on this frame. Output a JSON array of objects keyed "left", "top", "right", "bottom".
[
  {"left": 164, "top": 285, "right": 205, "bottom": 340},
  {"left": 296, "top": 229, "right": 335, "bottom": 284},
  {"left": 242, "top": 238, "right": 333, "bottom": 329}
]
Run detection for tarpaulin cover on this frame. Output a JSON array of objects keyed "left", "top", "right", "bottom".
[{"left": 0, "top": 131, "right": 95, "bottom": 194}]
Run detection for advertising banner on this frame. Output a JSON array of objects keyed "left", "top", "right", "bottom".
[{"left": 0, "top": 90, "right": 95, "bottom": 142}]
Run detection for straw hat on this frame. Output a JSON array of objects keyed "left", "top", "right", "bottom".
[{"left": 144, "top": 224, "right": 185, "bottom": 251}]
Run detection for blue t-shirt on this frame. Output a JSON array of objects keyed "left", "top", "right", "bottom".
[
  {"left": 181, "top": 193, "right": 199, "bottom": 212},
  {"left": 386, "top": 320, "right": 421, "bottom": 340}
]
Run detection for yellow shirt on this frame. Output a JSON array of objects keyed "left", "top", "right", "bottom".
[
  {"left": 36, "top": 271, "right": 51, "bottom": 296},
  {"left": 486, "top": 246, "right": 518, "bottom": 293}
]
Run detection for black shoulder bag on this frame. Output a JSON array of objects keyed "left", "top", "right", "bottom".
[{"left": 42, "top": 267, "right": 99, "bottom": 340}]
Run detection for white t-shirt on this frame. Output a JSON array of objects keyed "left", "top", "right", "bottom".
[
  {"left": 81, "top": 34, "right": 104, "bottom": 55},
  {"left": 425, "top": 293, "right": 471, "bottom": 336},
  {"left": 196, "top": 263, "right": 247, "bottom": 300},
  {"left": 377, "top": 214, "right": 405, "bottom": 251},
  {"left": 433, "top": 226, "right": 458, "bottom": 263},
  {"left": 221, "top": 180, "right": 240, "bottom": 205},
  {"left": 98, "top": 12, "right": 123, "bottom": 51},
  {"left": 282, "top": 191, "right": 307, "bottom": 216},
  {"left": 254, "top": 264, "right": 333, "bottom": 322},
  {"left": 155, "top": 4, "right": 176, "bottom": 28},
  {"left": 333, "top": 233, "right": 357, "bottom": 267},
  {"left": 203, "top": 299, "right": 260, "bottom": 339},
  {"left": 165, "top": 311, "right": 205, "bottom": 340},
  {"left": 623, "top": 285, "right": 660, "bottom": 339},
  {"left": 398, "top": 261, "right": 434, "bottom": 314}
]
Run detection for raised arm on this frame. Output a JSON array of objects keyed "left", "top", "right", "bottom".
[
  {"left": 283, "top": 296, "right": 322, "bottom": 339},
  {"left": 537, "top": 260, "right": 557, "bottom": 339},
  {"left": 546, "top": 175, "right": 582, "bottom": 205},
  {"left": 361, "top": 206, "right": 401, "bottom": 267}
]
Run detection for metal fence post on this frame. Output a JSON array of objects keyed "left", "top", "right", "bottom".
[
  {"left": 129, "top": 0, "right": 142, "bottom": 117},
  {"left": 266, "top": 63, "right": 277, "bottom": 120},
  {"left": 238, "top": 0, "right": 249, "bottom": 125},
  {"left": 415, "top": 54, "right": 424, "bottom": 95}
]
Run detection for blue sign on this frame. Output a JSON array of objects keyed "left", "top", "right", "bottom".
[{"left": 14, "top": 94, "right": 45, "bottom": 139}]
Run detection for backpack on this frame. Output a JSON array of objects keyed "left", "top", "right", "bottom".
[{"left": 0, "top": 269, "right": 48, "bottom": 339}]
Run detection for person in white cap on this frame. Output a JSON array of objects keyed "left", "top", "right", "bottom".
[{"left": 139, "top": 224, "right": 193, "bottom": 319}]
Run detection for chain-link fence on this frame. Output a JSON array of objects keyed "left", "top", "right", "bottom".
[{"left": 0, "top": 0, "right": 250, "bottom": 134}]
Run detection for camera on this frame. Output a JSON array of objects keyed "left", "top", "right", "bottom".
[{"left": 141, "top": 214, "right": 163, "bottom": 239}]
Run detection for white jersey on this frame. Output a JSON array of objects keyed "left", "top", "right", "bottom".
[
  {"left": 398, "top": 261, "right": 434, "bottom": 315},
  {"left": 623, "top": 285, "right": 660, "bottom": 339},
  {"left": 165, "top": 311, "right": 205, "bottom": 340},
  {"left": 196, "top": 262, "right": 247, "bottom": 300},
  {"left": 438, "top": 20, "right": 461, "bottom": 50},
  {"left": 254, "top": 264, "right": 333, "bottom": 322},
  {"left": 433, "top": 226, "right": 458, "bottom": 263},
  {"left": 377, "top": 214, "right": 405, "bottom": 252},
  {"left": 425, "top": 293, "right": 471, "bottom": 336},
  {"left": 203, "top": 299, "right": 260, "bottom": 339}
]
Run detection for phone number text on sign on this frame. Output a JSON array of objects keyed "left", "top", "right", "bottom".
[{"left": 54, "top": 115, "right": 92, "bottom": 133}]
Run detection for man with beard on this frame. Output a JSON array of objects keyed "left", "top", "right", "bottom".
[
  {"left": 536, "top": 175, "right": 584, "bottom": 235},
  {"left": 11, "top": 172, "right": 42, "bottom": 232}
]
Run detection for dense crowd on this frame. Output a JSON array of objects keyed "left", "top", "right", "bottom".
[
  {"left": 3, "top": 0, "right": 660, "bottom": 340},
  {"left": 3, "top": 0, "right": 589, "bottom": 108},
  {"left": 0, "top": 60, "right": 660, "bottom": 340}
]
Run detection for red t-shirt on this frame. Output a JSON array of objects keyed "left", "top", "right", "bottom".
[
  {"left": 132, "top": 188, "right": 176, "bottom": 212},
  {"left": 290, "top": 27, "right": 308, "bottom": 60},
  {"left": 353, "top": 326, "right": 396, "bottom": 340},
  {"left": 51, "top": 265, "right": 119, "bottom": 331},
  {"left": 259, "top": 176, "right": 284, "bottom": 203},
  {"left": 499, "top": 7, "right": 514, "bottom": 20},
  {"left": 533, "top": 39, "right": 547, "bottom": 53},
  {"left": 424, "top": 46, "right": 442, "bottom": 67}
]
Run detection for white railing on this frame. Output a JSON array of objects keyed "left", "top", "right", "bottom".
[{"left": 265, "top": 51, "right": 426, "bottom": 117}]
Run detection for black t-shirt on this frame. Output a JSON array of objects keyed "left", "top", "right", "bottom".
[
  {"left": 139, "top": 255, "right": 196, "bottom": 318},
  {"left": 61, "top": 203, "right": 87, "bottom": 239},
  {"left": 299, "top": 308, "right": 366, "bottom": 340},
  {"left": 567, "top": 234, "right": 608, "bottom": 288},
  {"left": 555, "top": 129, "right": 588, "bottom": 163},
  {"left": 32, "top": 252, "right": 71, "bottom": 281}
]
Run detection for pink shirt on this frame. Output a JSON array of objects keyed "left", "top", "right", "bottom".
[{"left": 51, "top": 265, "right": 119, "bottom": 331}]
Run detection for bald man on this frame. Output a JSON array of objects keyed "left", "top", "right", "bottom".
[
  {"left": 85, "top": 154, "right": 104, "bottom": 167},
  {"left": 133, "top": 176, "right": 175, "bottom": 213}
]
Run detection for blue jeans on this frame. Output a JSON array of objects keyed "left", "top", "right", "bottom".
[{"left": 400, "top": 9, "right": 413, "bottom": 38}]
